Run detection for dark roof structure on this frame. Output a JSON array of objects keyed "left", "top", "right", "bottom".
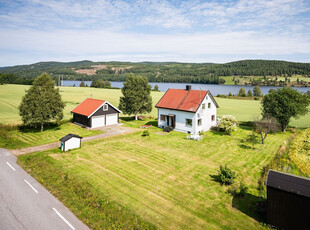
[
  {"left": 155, "top": 89, "right": 218, "bottom": 112},
  {"left": 266, "top": 169, "right": 310, "bottom": 197},
  {"left": 60, "top": 134, "right": 83, "bottom": 142}
]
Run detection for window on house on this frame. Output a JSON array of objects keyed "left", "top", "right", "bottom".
[
  {"left": 208, "top": 102, "right": 211, "bottom": 108},
  {"left": 160, "top": 115, "right": 166, "bottom": 121},
  {"left": 202, "top": 103, "right": 206, "bottom": 110},
  {"left": 211, "top": 115, "right": 215, "bottom": 121},
  {"left": 103, "top": 104, "right": 108, "bottom": 111},
  {"left": 186, "top": 119, "right": 192, "bottom": 127},
  {"left": 198, "top": 119, "right": 202, "bottom": 126}
]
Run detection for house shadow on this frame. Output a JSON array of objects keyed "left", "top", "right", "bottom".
[{"left": 232, "top": 193, "right": 266, "bottom": 223}]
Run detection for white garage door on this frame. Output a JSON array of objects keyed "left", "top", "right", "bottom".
[
  {"left": 92, "top": 115, "right": 105, "bottom": 128},
  {"left": 106, "top": 114, "right": 118, "bottom": 126}
]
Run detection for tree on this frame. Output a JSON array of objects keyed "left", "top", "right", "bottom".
[
  {"left": 153, "top": 85, "right": 159, "bottom": 91},
  {"left": 253, "top": 85, "right": 262, "bottom": 97},
  {"left": 261, "top": 87, "right": 310, "bottom": 132},
  {"left": 119, "top": 75, "right": 152, "bottom": 120},
  {"left": 218, "top": 115, "right": 238, "bottom": 135},
  {"left": 238, "top": 87, "right": 246, "bottom": 97},
  {"left": 246, "top": 132, "right": 260, "bottom": 149},
  {"left": 228, "top": 92, "right": 232, "bottom": 96},
  {"left": 247, "top": 90, "right": 253, "bottom": 97},
  {"left": 80, "top": 80, "right": 85, "bottom": 87},
  {"left": 104, "top": 80, "right": 111, "bottom": 88},
  {"left": 254, "top": 117, "right": 280, "bottom": 144},
  {"left": 19, "top": 73, "right": 65, "bottom": 131},
  {"left": 268, "top": 89, "right": 276, "bottom": 94}
]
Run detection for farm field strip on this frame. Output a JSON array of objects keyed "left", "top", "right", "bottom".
[{"left": 1, "top": 84, "right": 309, "bottom": 128}]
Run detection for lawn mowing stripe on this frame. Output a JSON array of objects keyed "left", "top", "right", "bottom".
[
  {"left": 61, "top": 156, "right": 209, "bottom": 229},
  {"left": 68, "top": 152, "right": 229, "bottom": 222},
  {"left": 80, "top": 164, "right": 207, "bottom": 230}
]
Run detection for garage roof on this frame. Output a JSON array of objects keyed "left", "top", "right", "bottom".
[
  {"left": 155, "top": 89, "right": 218, "bottom": 112},
  {"left": 71, "top": 98, "right": 106, "bottom": 117}
]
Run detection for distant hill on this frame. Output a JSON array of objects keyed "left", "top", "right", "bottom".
[{"left": 0, "top": 59, "right": 309, "bottom": 85}]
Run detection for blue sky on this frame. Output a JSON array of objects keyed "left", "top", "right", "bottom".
[{"left": 0, "top": 0, "right": 310, "bottom": 66}]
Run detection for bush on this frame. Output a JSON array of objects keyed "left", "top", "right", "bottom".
[
  {"left": 218, "top": 115, "right": 238, "bottom": 135},
  {"left": 142, "top": 130, "right": 150, "bottom": 136},
  {"left": 228, "top": 180, "right": 248, "bottom": 197},
  {"left": 217, "top": 164, "right": 237, "bottom": 185}
]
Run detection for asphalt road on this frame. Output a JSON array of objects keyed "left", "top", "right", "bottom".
[{"left": 0, "top": 148, "right": 89, "bottom": 230}]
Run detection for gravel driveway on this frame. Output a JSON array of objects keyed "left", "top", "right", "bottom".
[{"left": 10, "top": 124, "right": 135, "bottom": 156}]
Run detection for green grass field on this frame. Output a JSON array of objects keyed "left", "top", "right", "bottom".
[
  {"left": 0, "top": 123, "right": 102, "bottom": 149},
  {"left": 19, "top": 120, "right": 293, "bottom": 229},
  {"left": 1, "top": 84, "right": 309, "bottom": 128}
]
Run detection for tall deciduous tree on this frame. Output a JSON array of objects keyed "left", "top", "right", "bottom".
[
  {"left": 19, "top": 73, "right": 65, "bottom": 131},
  {"left": 119, "top": 75, "right": 152, "bottom": 120},
  {"left": 261, "top": 87, "right": 310, "bottom": 132},
  {"left": 253, "top": 85, "right": 262, "bottom": 96},
  {"left": 238, "top": 87, "right": 246, "bottom": 97},
  {"left": 80, "top": 80, "right": 85, "bottom": 87}
]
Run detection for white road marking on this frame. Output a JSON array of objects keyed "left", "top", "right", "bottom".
[
  {"left": 52, "top": 208, "right": 75, "bottom": 230},
  {"left": 6, "top": 162, "right": 16, "bottom": 171},
  {"left": 24, "top": 179, "right": 39, "bottom": 194}
]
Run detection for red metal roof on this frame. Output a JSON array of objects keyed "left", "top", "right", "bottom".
[
  {"left": 71, "top": 98, "right": 105, "bottom": 117},
  {"left": 155, "top": 89, "right": 208, "bottom": 112}
]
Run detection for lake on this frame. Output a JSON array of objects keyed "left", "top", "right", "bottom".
[{"left": 62, "top": 80, "right": 309, "bottom": 96}]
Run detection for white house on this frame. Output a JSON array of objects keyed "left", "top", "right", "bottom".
[
  {"left": 71, "top": 98, "right": 122, "bottom": 128},
  {"left": 60, "top": 134, "right": 82, "bottom": 151},
  {"left": 155, "top": 85, "right": 219, "bottom": 134}
]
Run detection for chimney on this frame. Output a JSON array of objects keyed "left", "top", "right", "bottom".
[{"left": 185, "top": 85, "right": 191, "bottom": 91}]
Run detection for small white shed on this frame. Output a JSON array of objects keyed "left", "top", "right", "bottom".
[{"left": 59, "top": 134, "right": 82, "bottom": 151}]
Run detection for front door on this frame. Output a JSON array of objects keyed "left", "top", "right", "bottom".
[{"left": 167, "top": 115, "right": 175, "bottom": 128}]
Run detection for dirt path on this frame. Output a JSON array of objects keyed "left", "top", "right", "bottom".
[{"left": 10, "top": 125, "right": 136, "bottom": 156}]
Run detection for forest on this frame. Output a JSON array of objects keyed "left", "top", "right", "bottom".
[{"left": 1, "top": 59, "right": 310, "bottom": 85}]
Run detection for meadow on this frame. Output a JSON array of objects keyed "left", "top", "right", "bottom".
[
  {"left": 19, "top": 120, "right": 293, "bottom": 229},
  {"left": 0, "top": 122, "right": 101, "bottom": 149},
  {"left": 1, "top": 84, "right": 309, "bottom": 128}
]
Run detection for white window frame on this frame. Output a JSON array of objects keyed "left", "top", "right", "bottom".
[
  {"left": 208, "top": 102, "right": 211, "bottom": 108},
  {"left": 185, "top": 119, "right": 192, "bottom": 127},
  {"left": 103, "top": 104, "right": 108, "bottom": 111},
  {"left": 202, "top": 103, "right": 206, "bottom": 110},
  {"left": 198, "top": 119, "right": 202, "bottom": 126}
]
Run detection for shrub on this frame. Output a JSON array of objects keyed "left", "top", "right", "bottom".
[
  {"left": 217, "top": 164, "right": 237, "bottom": 185},
  {"left": 142, "top": 130, "right": 150, "bottom": 136},
  {"left": 218, "top": 115, "right": 238, "bottom": 135},
  {"left": 228, "top": 180, "right": 248, "bottom": 197}
]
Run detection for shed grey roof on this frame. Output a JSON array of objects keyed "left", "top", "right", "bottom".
[
  {"left": 266, "top": 169, "right": 310, "bottom": 198},
  {"left": 60, "top": 134, "right": 82, "bottom": 142}
]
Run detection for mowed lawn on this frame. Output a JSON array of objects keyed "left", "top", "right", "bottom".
[
  {"left": 0, "top": 123, "right": 102, "bottom": 149},
  {"left": 1, "top": 84, "right": 309, "bottom": 128},
  {"left": 36, "top": 122, "right": 292, "bottom": 229}
]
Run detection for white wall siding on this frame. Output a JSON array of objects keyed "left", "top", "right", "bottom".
[
  {"left": 62, "top": 137, "right": 81, "bottom": 151},
  {"left": 157, "top": 91, "right": 217, "bottom": 134},
  {"left": 158, "top": 108, "right": 196, "bottom": 133}
]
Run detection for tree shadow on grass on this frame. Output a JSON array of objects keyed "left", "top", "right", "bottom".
[
  {"left": 238, "top": 144, "right": 252, "bottom": 149},
  {"left": 144, "top": 120, "right": 157, "bottom": 126},
  {"left": 209, "top": 174, "right": 221, "bottom": 183},
  {"left": 18, "top": 122, "right": 61, "bottom": 133},
  {"left": 119, "top": 117, "right": 135, "bottom": 122},
  {"left": 232, "top": 193, "right": 266, "bottom": 223}
]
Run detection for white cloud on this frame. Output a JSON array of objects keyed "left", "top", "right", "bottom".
[
  {"left": 0, "top": 28, "right": 309, "bottom": 66},
  {"left": 0, "top": 0, "right": 309, "bottom": 65}
]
